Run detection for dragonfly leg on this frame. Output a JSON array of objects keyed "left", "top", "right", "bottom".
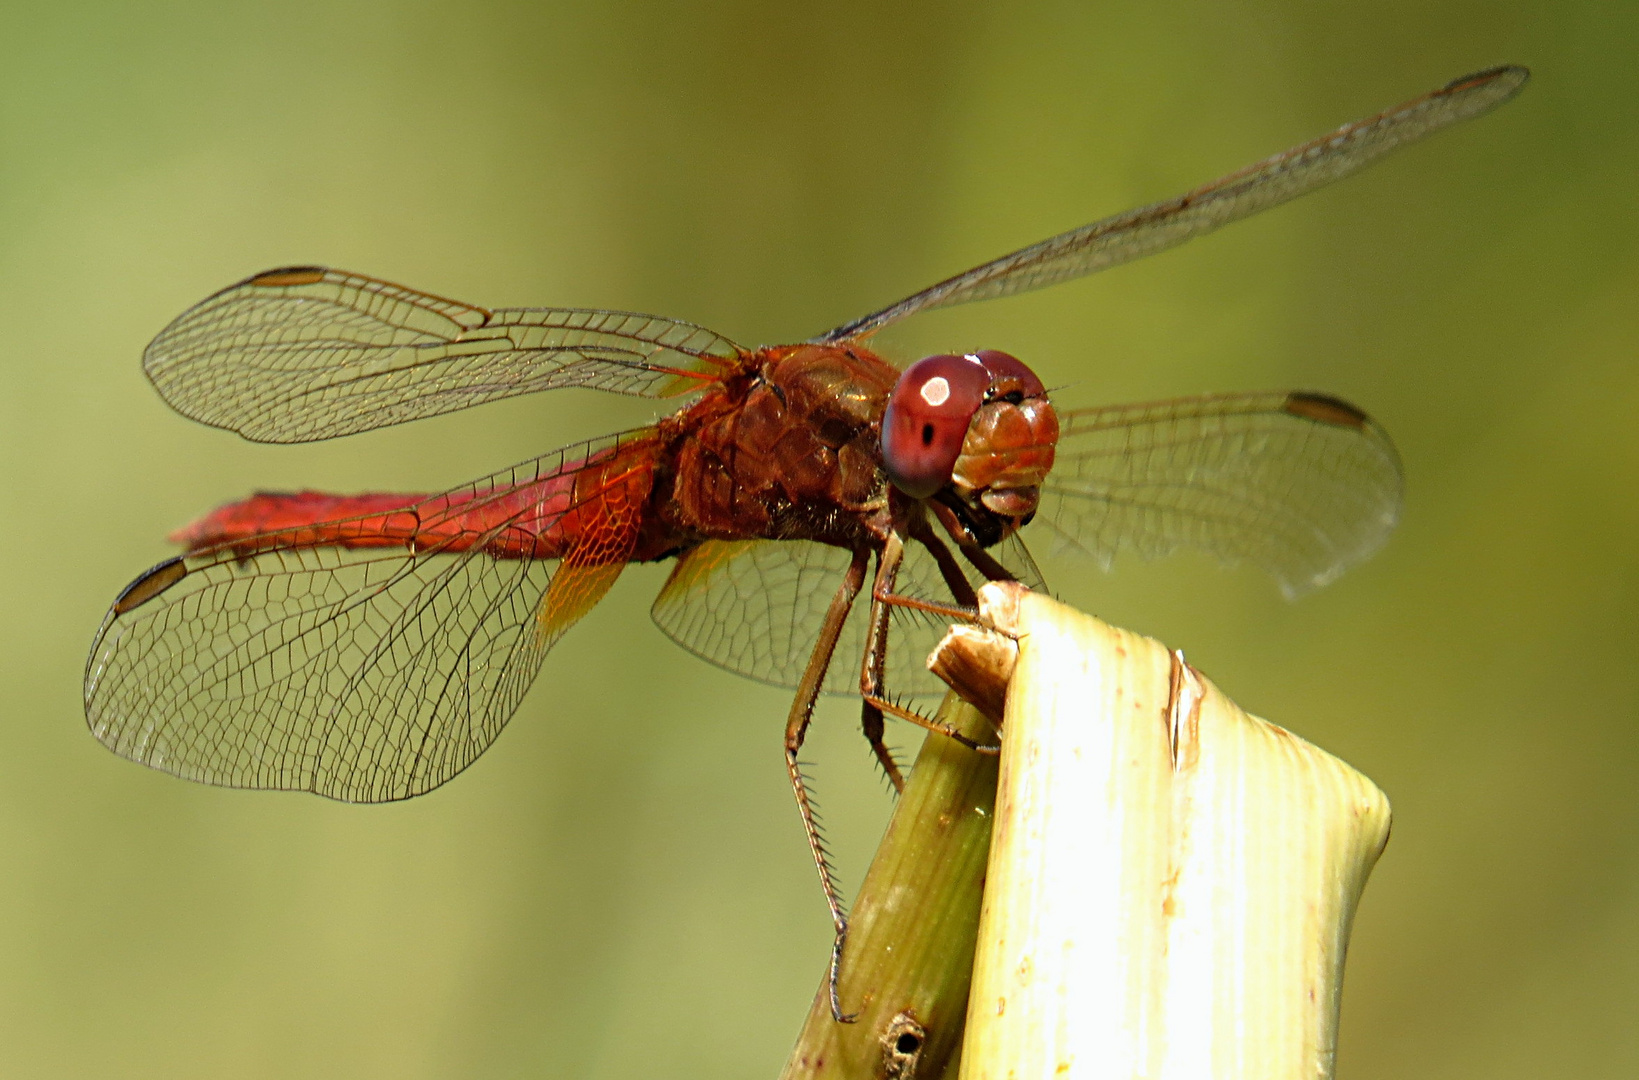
[
  {"left": 907, "top": 515, "right": 979, "bottom": 609},
  {"left": 863, "top": 692, "right": 1002, "bottom": 754},
  {"left": 785, "top": 546, "right": 870, "bottom": 1024},
  {"left": 875, "top": 590, "right": 982, "bottom": 625},
  {"left": 860, "top": 701, "right": 906, "bottom": 794},
  {"left": 859, "top": 536, "right": 908, "bottom": 795},
  {"left": 877, "top": 527, "right": 1029, "bottom": 642},
  {"left": 863, "top": 529, "right": 1004, "bottom": 753}
]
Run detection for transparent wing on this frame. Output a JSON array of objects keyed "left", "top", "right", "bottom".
[
  {"left": 83, "top": 433, "right": 658, "bottom": 801},
  {"left": 816, "top": 66, "right": 1527, "bottom": 342},
  {"left": 144, "top": 267, "right": 744, "bottom": 443},
  {"left": 1034, "top": 391, "right": 1402, "bottom": 597},
  {"left": 651, "top": 534, "right": 1045, "bottom": 700}
]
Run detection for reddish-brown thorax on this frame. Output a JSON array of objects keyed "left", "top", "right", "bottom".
[{"left": 656, "top": 343, "right": 900, "bottom": 550}]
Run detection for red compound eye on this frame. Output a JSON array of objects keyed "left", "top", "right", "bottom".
[
  {"left": 968, "top": 349, "right": 1045, "bottom": 399},
  {"left": 880, "top": 354, "right": 992, "bottom": 498}
]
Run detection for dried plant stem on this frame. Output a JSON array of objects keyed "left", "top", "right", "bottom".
[{"left": 958, "top": 584, "right": 1392, "bottom": 1080}]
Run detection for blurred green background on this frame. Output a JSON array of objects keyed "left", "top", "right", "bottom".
[{"left": 0, "top": 1, "right": 1633, "bottom": 1077}]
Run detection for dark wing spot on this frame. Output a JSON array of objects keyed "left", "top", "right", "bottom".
[
  {"left": 922, "top": 422, "right": 935, "bottom": 445},
  {"left": 248, "top": 267, "right": 327, "bottom": 287},
  {"left": 112, "top": 557, "right": 189, "bottom": 615},
  {"left": 1284, "top": 391, "right": 1369, "bottom": 430}
]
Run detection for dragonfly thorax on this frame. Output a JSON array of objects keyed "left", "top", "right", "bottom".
[{"left": 657, "top": 343, "right": 899, "bottom": 549}]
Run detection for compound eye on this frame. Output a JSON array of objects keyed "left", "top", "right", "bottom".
[
  {"left": 880, "top": 354, "right": 989, "bottom": 498},
  {"left": 971, "top": 349, "right": 1047, "bottom": 399}
]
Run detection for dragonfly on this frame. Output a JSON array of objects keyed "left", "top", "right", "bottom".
[{"left": 86, "top": 66, "right": 1525, "bottom": 1019}]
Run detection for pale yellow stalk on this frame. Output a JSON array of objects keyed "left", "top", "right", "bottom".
[{"left": 958, "top": 585, "right": 1391, "bottom": 1080}]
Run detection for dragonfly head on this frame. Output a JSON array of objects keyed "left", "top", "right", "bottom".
[{"left": 881, "top": 350, "right": 1058, "bottom": 530}]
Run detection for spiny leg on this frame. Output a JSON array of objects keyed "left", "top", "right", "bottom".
[
  {"left": 907, "top": 514, "right": 979, "bottom": 610},
  {"left": 926, "top": 495, "right": 1025, "bottom": 587},
  {"left": 864, "top": 691, "right": 1002, "bottom": 753},
  {"left": 861, "top": 530, "right": 1007, "bottom": 752},
  {"left": 883, "top": 514, "right": 1036, "bottom": 629},
  {"left": 785, "top": 547, "right": 869, "bottom": 1023},
  {"left": 859, "top": 536, "right": 908, "bottom": 795},
  {"left": 861, "top": 595, "right": 1004, "bottom": 751},
  {"left": 860, "top": 701, "right": 905, "bottom": 794}
]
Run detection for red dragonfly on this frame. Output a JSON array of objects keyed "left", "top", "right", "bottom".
[{"left": 86, "top": 66, "right": 1523, "bottom": 1013}]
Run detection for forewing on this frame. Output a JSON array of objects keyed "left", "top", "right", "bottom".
[
  {"left": 1035, "top": 391, "right": 1402, "bottom": 597},
  {"left": 145, "top": 267, "right": 743, "bottom": 443},
  {"left": 83, "top": 438, "right": 652, "bottom": 801},
  {"left": 651, "top": 535, "right": 1045, "bottom": 699},
  {"left": 816, "top": 66, "right": 1526, "bottom": 342}
]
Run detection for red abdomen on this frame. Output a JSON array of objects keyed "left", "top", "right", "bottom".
[{"left": 173, "top": 435, "right": 671, "bottom": 563}]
